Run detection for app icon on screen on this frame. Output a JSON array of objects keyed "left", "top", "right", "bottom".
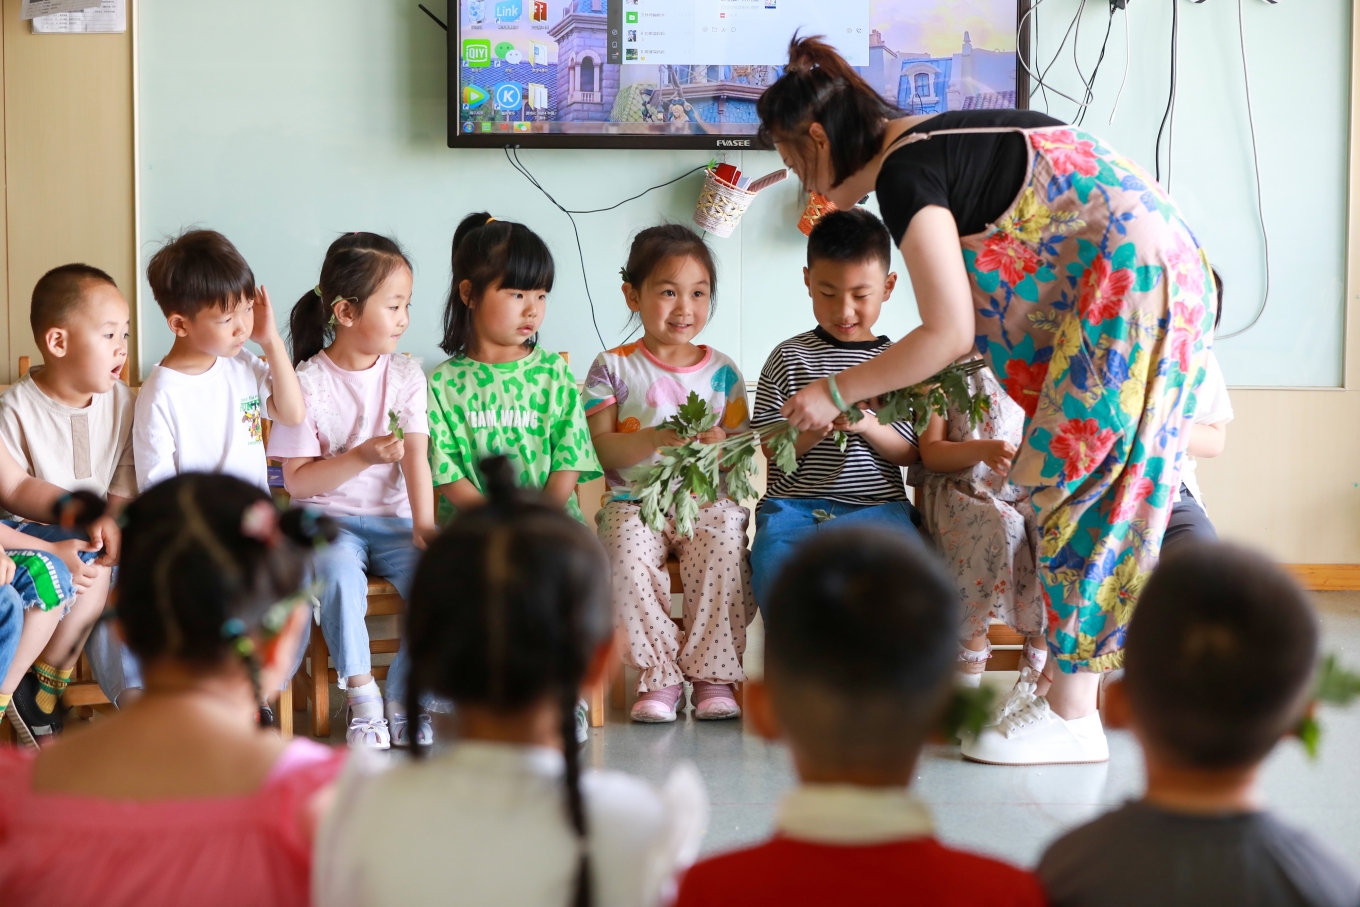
[
  {"left": 494, "top": 0, "right": 522, "bottom": 23},
  {"left": 463, "top": 39, "right": 492, "bottom": 67},
  {"left": 480, "top": 121, "right": 494, "bottom": 132},
  {"left": 463, "top": 85, "right": 489, "bottom": 109},
  {"left": 531, "top": 41, "right": 549, "bottom": 65},
  {"left": 469, "top": 0, "right": 485, "bottom": 23},
  {"left": 514, "top": 122, "right": 531, "bottom": 132},
  {"left": 462, "top": 122, "right": 474, "bottom": 133},
  {"left": 493, "top": 82, "right": 524, "bottom": 112},
  {"left": 531, "top": 1, "right": 547, "bottom": 21},
  {"left": 625, "top": 11, "right": 638, "bottom": 23}
]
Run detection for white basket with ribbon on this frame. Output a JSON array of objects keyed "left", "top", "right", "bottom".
[{"left": 692, "top": 167, "right": 787, "bottom": 238}]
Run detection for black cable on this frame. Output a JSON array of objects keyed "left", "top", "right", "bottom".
[
  {"left": 418, "top": 3, "right": 448, "bottom": 30},
  {"left": 1154, "top": 0, "right": 1179, "bottom": 185},
  {"left": 504, "top": 147, "right": 708, "bottom": 350},
  {"left": 1075, "top": 6, "right": 1116, "bottom": 127}
]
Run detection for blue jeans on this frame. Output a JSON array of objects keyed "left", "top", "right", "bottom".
[
  {"left": 8, "top": 520, "right": 140, "bottom": 703},
  {"left": 0, "top": 586, "right": 22, "bottom": 689},
  {"left": 311, "top": 516, "right": 420, "bottom": 705},
  {"left": 750, "top": 497, "right": 923, "bottom": 615}
]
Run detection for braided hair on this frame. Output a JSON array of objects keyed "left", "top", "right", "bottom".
[
  {"left": 116, "top": 474, "right": 336, "bottom": 724},
  {"left": 405, "top": 456, "right": 610, "bottom": 907}
]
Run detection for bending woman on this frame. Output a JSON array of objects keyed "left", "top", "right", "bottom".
[{"left": 766, "top": 37, "right": 1215, "bottom": 765}]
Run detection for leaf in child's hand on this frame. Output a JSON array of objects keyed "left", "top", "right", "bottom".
[
  {"left": 833, "top": 430, "right": 849, "bottom": 452},
  {"left": 387, "top": 409, "right": 405, "bottom": 440},
  {"left": 1297, "top": 713, "right": 1321, "bottom": 760},
  {"left": 1313, "top": 653, "right": 1360, "bottom": 705}
]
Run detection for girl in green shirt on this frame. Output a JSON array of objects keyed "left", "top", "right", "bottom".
[{"left": 427, "top": 213, "right": 601, "bottom": 525}]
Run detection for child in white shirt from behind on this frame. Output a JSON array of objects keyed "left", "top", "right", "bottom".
[
  {"left": 134, "top": 229, "right": 305, "bottom": 493},
  {"left": 315, "top": 456, "right": 706, "bottom": 907}
]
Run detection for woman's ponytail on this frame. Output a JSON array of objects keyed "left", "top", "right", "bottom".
[{"left": 757, "top": 34, "right": 902, "bottom": 188}]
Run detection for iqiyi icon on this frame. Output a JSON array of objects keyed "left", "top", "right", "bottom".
[{"left": 463, "top": 39, "right": 492, "bottom": 68}]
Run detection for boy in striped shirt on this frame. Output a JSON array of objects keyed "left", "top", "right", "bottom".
[{"left": 749, "top": 208, "right": 922, "bottom": 612}]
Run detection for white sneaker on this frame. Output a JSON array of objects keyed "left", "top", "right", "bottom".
[
  {"left": 961, "top": 697, "right": 1109, "bottom": 765},
  {"left": 991, "top": 665, "right": 1044, "bottom": 722}
]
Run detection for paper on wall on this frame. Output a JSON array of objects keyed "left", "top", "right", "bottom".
[
  {"left": 20, "top": 0, "right": 95, "bottom": 19},
  {"left": 30, "top": 0, "right": 125, "bottom": 33}
]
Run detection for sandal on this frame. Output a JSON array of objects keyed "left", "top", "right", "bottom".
[
  {"left": 345, "top": 693, "right": 390, "bottom": 750},
  {"left": 691, "top": 681, "right": 740, "bottom": 720},
  {"left": 389, "top": 711, "right": 433, "bottom": 748}
]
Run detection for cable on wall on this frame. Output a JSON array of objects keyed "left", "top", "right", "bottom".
[
  {"left": 504, "top": 147, "right": 709, "bottom": 350},
  {"left": 1074, "top": 4, "right": 1117, "bottom": 127},
  {"left": 1217, "top": 0, "right": 1272, "bottom": 339},
  {"left": 1108, "top": 0, "right": 1132, "bottom": 125},
  {"left": 1154, "top": 0, "right": 1179, "bottom": 186}
]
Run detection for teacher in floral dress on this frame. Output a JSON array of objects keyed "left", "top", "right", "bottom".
[{"left": 765, "top": 37, "right": 1215, "bottom": 765}]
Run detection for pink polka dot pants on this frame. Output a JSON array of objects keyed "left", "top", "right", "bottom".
[{"left": 597, "top": 498, "right": 755, "bottom": 693}]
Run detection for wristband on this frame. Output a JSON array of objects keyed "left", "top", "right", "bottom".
[{"left": 826, "top": 373, "right": 850, "bottom": 412}]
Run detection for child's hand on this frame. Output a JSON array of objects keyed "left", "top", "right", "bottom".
[
  {"left": 831, "top": 410, "right": 872, "bottom": 435},
  {"left": 652, "top": 427, "right": 684, "bottom": 450},
  {"left": 355, "top": 434, "right": 405, "bottom": 466},
  {"left": 413, "top": 523, "right": 439, "bottom": 551},
  {"left": 0, "top": 551, "right": 14, "bottom": 586},
  {"left": 696, "top": 426, "right": 727, "bottom": 445},
  {"left": 248, "top": 284, "right": 281, "bottom": 346},
  {"left": 51, "top": 539, "right": 100, "bottom": 590},
  {"left": 88, "top": 515, "right": 121, "bottom": 566},
  {"left": 979, "top": 440, "right": 1017, "bottom": 475}
]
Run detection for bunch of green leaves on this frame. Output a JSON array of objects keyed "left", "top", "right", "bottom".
[
  {"left": 387, "top": 409, "right": 405, "bottom": 440},
  {"left": 1296, "top": 653, "right": 1360, "bottom": 758},
  {"left": 657, "top": 391, "right": 721, "bottom": 438},
  {"left": 942, "top": 684, "right": 999, "bottom": 743},
  {"left": 842, "top": 358, "right": 992, "bottom": 436}
]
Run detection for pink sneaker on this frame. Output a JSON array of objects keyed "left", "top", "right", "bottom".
[
  {"left": 692, "top": 681, "right": 741, "bottom": 720},
  {"left": 630, "top": 684, "right": 683, "bottom": 723}
]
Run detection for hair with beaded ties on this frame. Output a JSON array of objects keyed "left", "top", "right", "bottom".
[
  {"left": 757, "top": 35, "right": 903, "bottom": 189},
  {"left": 441, "top": 213, "right": 555, "bottom": 357},
  {"left": 115, "top": 474, "right": 336, "bottom": 726},
  {"left": 405, "top": 456, "right": 611, "bottom": 907},
  {"left": 287, "top": 232, "right": 411, "bottom": 366}
]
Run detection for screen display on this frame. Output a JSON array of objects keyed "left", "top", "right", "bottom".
[{"left": 449, "top": 0, "right": 1024, "bottom": 148}]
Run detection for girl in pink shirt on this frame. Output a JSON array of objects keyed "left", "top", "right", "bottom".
[{"left": 0, "top": 473, "right": 345, "bottom": 907}]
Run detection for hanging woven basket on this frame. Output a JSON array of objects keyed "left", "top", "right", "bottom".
[{"left": 692, "top": 169, "right": 757, "bottom": 238}]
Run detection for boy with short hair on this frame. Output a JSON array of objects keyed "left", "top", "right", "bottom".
[
  {"left": 1038, "top": 542, "right": 1359, "bottom": 907},
  {"left": 676, "top": 527, "right": 1044, "bottom": 906},
  {"left": 749, "top": 207, "right": 921, "bottom": 609},
  {"left": 0, "top": 264, "right": 136, "bottom": 734},
  {"left": 135, "top": 229, "right": 305, "bottom": 492}
]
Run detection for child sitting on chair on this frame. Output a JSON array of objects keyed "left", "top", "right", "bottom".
[
  {"left": 270, "top": 233, "right": 432, "bottom": 750},
  {"left": 315, "top": 456, "right": 707, "bottom": 907},
  {"left": 0, "top": 474, "right": 344, "bottom": 907},
  {"left": 1038, "top": 542, "right": 1358, "bottom": 907},
  {"left": 749, "top": 208, "right": 921, "bottom": 612},
  {"left": 0, "top": 264, "right": 138, "bottom": 743},
  {"left": 913, "top": 357, "right": 1046, "bottom": 690},
  {"left": 676, "top": 526, "right": 1044, "bottom": 907},
  {"left": 584, "top": 225, "right": 754, "bottom": 724}
]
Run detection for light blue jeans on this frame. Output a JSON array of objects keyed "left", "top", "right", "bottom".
[
  {"left": 310, "top": 516, "right": 420, "bottom": 705},
  {"left": 750, "top": 497, "right": 923, "bottom": 615},
  {"left": 0, "top": 586, "right": 21, "bottom": 689}
]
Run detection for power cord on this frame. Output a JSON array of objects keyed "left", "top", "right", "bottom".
[
  {"left": 1109, "top": 0, "right": 1131, "bottom": 124},
  {"left": 1154, "top": 0, "right": 1179, "bottom": 186},
  {"left": 503, "top": 146, "right": 708, "bottom": 349},
  {"left": 1217, "top": 0, "right": 1271, "bottom": 339},
  {"left": 1074, "top": 4, "right": 1117, "bottom": 127}
]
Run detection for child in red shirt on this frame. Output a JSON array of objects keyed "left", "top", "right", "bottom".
[{"left": 675, "top": 527, "right": 1045, "bottom": 907}]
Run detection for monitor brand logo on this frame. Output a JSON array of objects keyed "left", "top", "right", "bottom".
[{"left": 716, "top": 139, "right": 751, "bottom": 147}]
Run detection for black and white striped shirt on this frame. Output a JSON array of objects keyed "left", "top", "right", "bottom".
[{"left": 752, "top": 328, "right": 916, "bottom": 505}]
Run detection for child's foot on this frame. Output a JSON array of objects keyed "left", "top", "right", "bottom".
[
  {"left": 956, "top": 644, "right": 990, "bottom": 688},
  {"left": 575, "top": 699, "right": 590, "bottom": 747},
  {"left": 388, "top": 709, "right": 433, "bottom": 748},
  {"left": 345, "top": 682, "right": 390, "bottom": 750},
  {"left": 992, "top": 641, "right": 1049, "bottom": 721},
  {"left": 630, "top": 684, "right": 683, "bottom": 723},
  {"left": 961, "top": 698, "right": 1109, "bottom": 765},
  {"left": 691, "top": 681, "right": 741, "bottom": 720},
  {"left": 10, "top": 672, "right": 61, "bottom": 745}
]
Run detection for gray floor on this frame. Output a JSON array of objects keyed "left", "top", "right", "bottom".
[{"left": 582, "top": 591, "right": 1360, "bottom": 867}]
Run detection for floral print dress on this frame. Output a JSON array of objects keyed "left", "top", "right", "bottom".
[
  {"left": 892, "top": 126, "right": 1216, "bottom": 673},
  {"left": 914, "top": 364, "right": 1044, "bottom": 642}
]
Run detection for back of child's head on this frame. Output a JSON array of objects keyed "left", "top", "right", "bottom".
[
  {"left": 405, "top": 455, "right": 609, "bottom": 906},
  {"left": 146, "top": 228, "right": 256, "bottom": 319},
  {"left": 117, "top": 473, "right": 336, "bottom": 719},
  {"left": 805, "top": 207, "right": 891, "bottom": 273},
  {"left": 441, "top": 212, "right": 554, "bottom": 357},
  {"left": 31, "top": 263, "right": 118, "bottom": 345},
  {"left": 622, "top": 223, "right": 718, "bottom": 308},
  {"left": 764, "top": 527, "right": 956, "bottom": 773},
  {"left": 1125, "top": 541, "right": 1318, "bottom": 769},
  {"left": 288, "top": 232, "right": 411, "bottom": 365}
]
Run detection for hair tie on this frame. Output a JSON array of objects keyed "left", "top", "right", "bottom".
[
  {"left": 485, "top": 216, "right": 496, "bottom": 223},
  {"left": 313, "top": 285, "right": 323, "bottom": 297},
  {"left": 240, "top": 500, "right": 280, "bottom": 547}
]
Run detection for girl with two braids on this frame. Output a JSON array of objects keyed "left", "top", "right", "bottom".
[
  {"left": 316, "top": 457, "right": 706, "bottom": 907},
  {"left": 0, "top": 474, "right": 344, "bottom": 907}
]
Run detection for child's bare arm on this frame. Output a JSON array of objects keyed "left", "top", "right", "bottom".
[
  {"left": 1187, "top": 421, "right": 1228, "bottom": 458},
  {"left": 437, "top": 479, "right": 486, "bottom": 512},
  {"left": 0, "top": 441, "right": 77, "bottom": 524},
  {"left": 400, "top": 434, "right": 437, "bottom": 548},
  {"left": 543, "top": 470, "right": 580, "bottom": 509},
  {"left": 0, "top": 523, "right": 99, "bottom": 589},
  {"left": 917, "top": 413, "right": 1015, "bottom": 475},
  {"left": 586, "top": 404, "right": 683, "bottom": 469},
  {"left": 282, "top": 436, "right": 404, "bottom": 500},
  {"left": 845, "top": 416, "right": 920, "bottom": 467},
  {"left": 252, "top": 286, "right": 306, "bottom": 426}
]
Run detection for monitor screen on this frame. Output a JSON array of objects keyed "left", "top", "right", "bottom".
[{"left": 448, "top": 0, "right": 1029, "bottom": 149}]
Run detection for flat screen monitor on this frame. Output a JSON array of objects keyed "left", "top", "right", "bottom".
[{"left": 447, "top": 0, "right": 1031, "bottom": 149}]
